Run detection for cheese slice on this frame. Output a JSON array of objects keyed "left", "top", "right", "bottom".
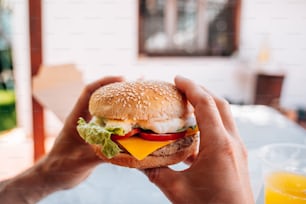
[{"left": 117, "top": 137, "right": 173, "bottom": 160}]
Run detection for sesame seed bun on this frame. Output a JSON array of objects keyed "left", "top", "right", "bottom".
[
  {"left": 88, "top": 80, "right": 198, "bottom": 169},
  {"left": 89, "top": 80, "right": 190, "bottom": 121}
]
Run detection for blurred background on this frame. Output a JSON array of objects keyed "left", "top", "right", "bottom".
[
  {"left": 0, "top": 0, "right": 14, "bottom": 132},
  {"left": 1, "top": 0, "right": 306, "bottom": 180}
]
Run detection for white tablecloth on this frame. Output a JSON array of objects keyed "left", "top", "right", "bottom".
[{"left": 39, "top": 105, "right": 306, "bottom": 204}]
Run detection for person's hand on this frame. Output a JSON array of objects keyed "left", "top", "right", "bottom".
[
  {"left": 0, "top": 76, "right": 123, "bottom": 204},
  {"left": 40, "top": 76, "right": 124, "bottom": 190},
  {"left": 144, "top": 76, "right": 254, "bottom": 204}
]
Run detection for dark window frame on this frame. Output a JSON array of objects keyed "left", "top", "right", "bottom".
[{"left": 138, "top": 0, "right": 241, "bottom": 57}]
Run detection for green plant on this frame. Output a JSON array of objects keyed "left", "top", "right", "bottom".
[{"left": 0, "top": 89, "right": 16, "bottom": 132}]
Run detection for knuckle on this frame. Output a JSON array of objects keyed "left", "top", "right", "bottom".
[
  {"left": 197, "top": 94, "right": 215, "bottom": 108},
  {"left": 218, "top": 98, "right": 230, "bottom": 108},
  {"left": 221, "top": 137, "right": 236, "bottom": 156},
  {"left": 220, "top": 137, "right": 248, "bottom": 160}
]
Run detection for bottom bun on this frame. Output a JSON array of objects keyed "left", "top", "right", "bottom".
[{"left": 92, "top": 133, "right": 199, "bottom": 169}]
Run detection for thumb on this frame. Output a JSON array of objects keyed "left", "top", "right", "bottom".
[{"left": 144, "top": 167, "right": 184, "bottom": 200}]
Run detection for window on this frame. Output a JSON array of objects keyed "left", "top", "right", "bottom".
[{"left": 138, "top": 0, "right": 241, "bottom": 57}]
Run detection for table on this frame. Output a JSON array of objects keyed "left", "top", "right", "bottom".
[{"left": 38, "top": 105, "right": 306, "bottom": 204}]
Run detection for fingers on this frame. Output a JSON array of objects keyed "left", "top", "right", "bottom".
[
  {"left": 175, "top": 76, "right": 225, "bottom": 149},
  {"left": 213, "top": 97, "right": 238, "bottom": 134},
  {"left": 175, "top": 76, "right": 238, "bottom": 136},
  {"left": 200, "top": 86, "right": 238, "bottom": 134},
  {"left": 144, "top": 167, "right": 184, "bottom": 200}
]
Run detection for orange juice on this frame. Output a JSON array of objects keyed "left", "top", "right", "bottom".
[{"left": 265, "top": 171, "right": 306, "bottom": 204}]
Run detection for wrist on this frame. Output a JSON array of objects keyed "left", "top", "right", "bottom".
[{"left": 40, "top": 147, "right": 102, "bottom": 190}]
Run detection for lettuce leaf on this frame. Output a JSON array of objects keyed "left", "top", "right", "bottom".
[{"left": 76, "top": 118, "right": 123, "bottom": 159}]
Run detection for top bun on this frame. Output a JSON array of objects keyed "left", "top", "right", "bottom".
[{"left": 89, "top": 80, "right": 189, "bottom": 121}]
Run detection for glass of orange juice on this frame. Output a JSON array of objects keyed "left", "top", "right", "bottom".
[{"left": 260, "top": 143, "right": 306, "bottom": 204}]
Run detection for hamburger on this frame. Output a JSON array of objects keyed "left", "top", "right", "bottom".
[{"left": 77, "top": 80, "right": 199, "bottom": 169}]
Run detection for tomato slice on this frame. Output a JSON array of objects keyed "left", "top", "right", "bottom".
[
  {"left": 111, "top": 128, "right": 141, "bottom": 140},
  {"left": 139, "top": 131, "right": 186, "bottom": 141}
]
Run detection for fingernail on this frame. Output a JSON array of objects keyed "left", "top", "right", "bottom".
[
  {"left": 175, "top": 75, "right": 190, "bottom": 82},
  {"left": 175, "top": 75, "right": 186, "bottom": 80}
]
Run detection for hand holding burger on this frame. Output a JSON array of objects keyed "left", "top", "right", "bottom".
[
  {"left": 77, "top": 80, "right": 199, "bottom": 169},
  {"left": 144, "top": 76, "right": 254, "bottom": 204},
  {"left": 0, "top": 76, "right": 125, "bottom": 203}
]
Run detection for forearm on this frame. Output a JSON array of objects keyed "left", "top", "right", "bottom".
[
  {"left": 0, "top": 131, "right": 103, "bottom": 203},
  {"left": 0, "top": 158, "right": 56, "bottom": 204}
]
